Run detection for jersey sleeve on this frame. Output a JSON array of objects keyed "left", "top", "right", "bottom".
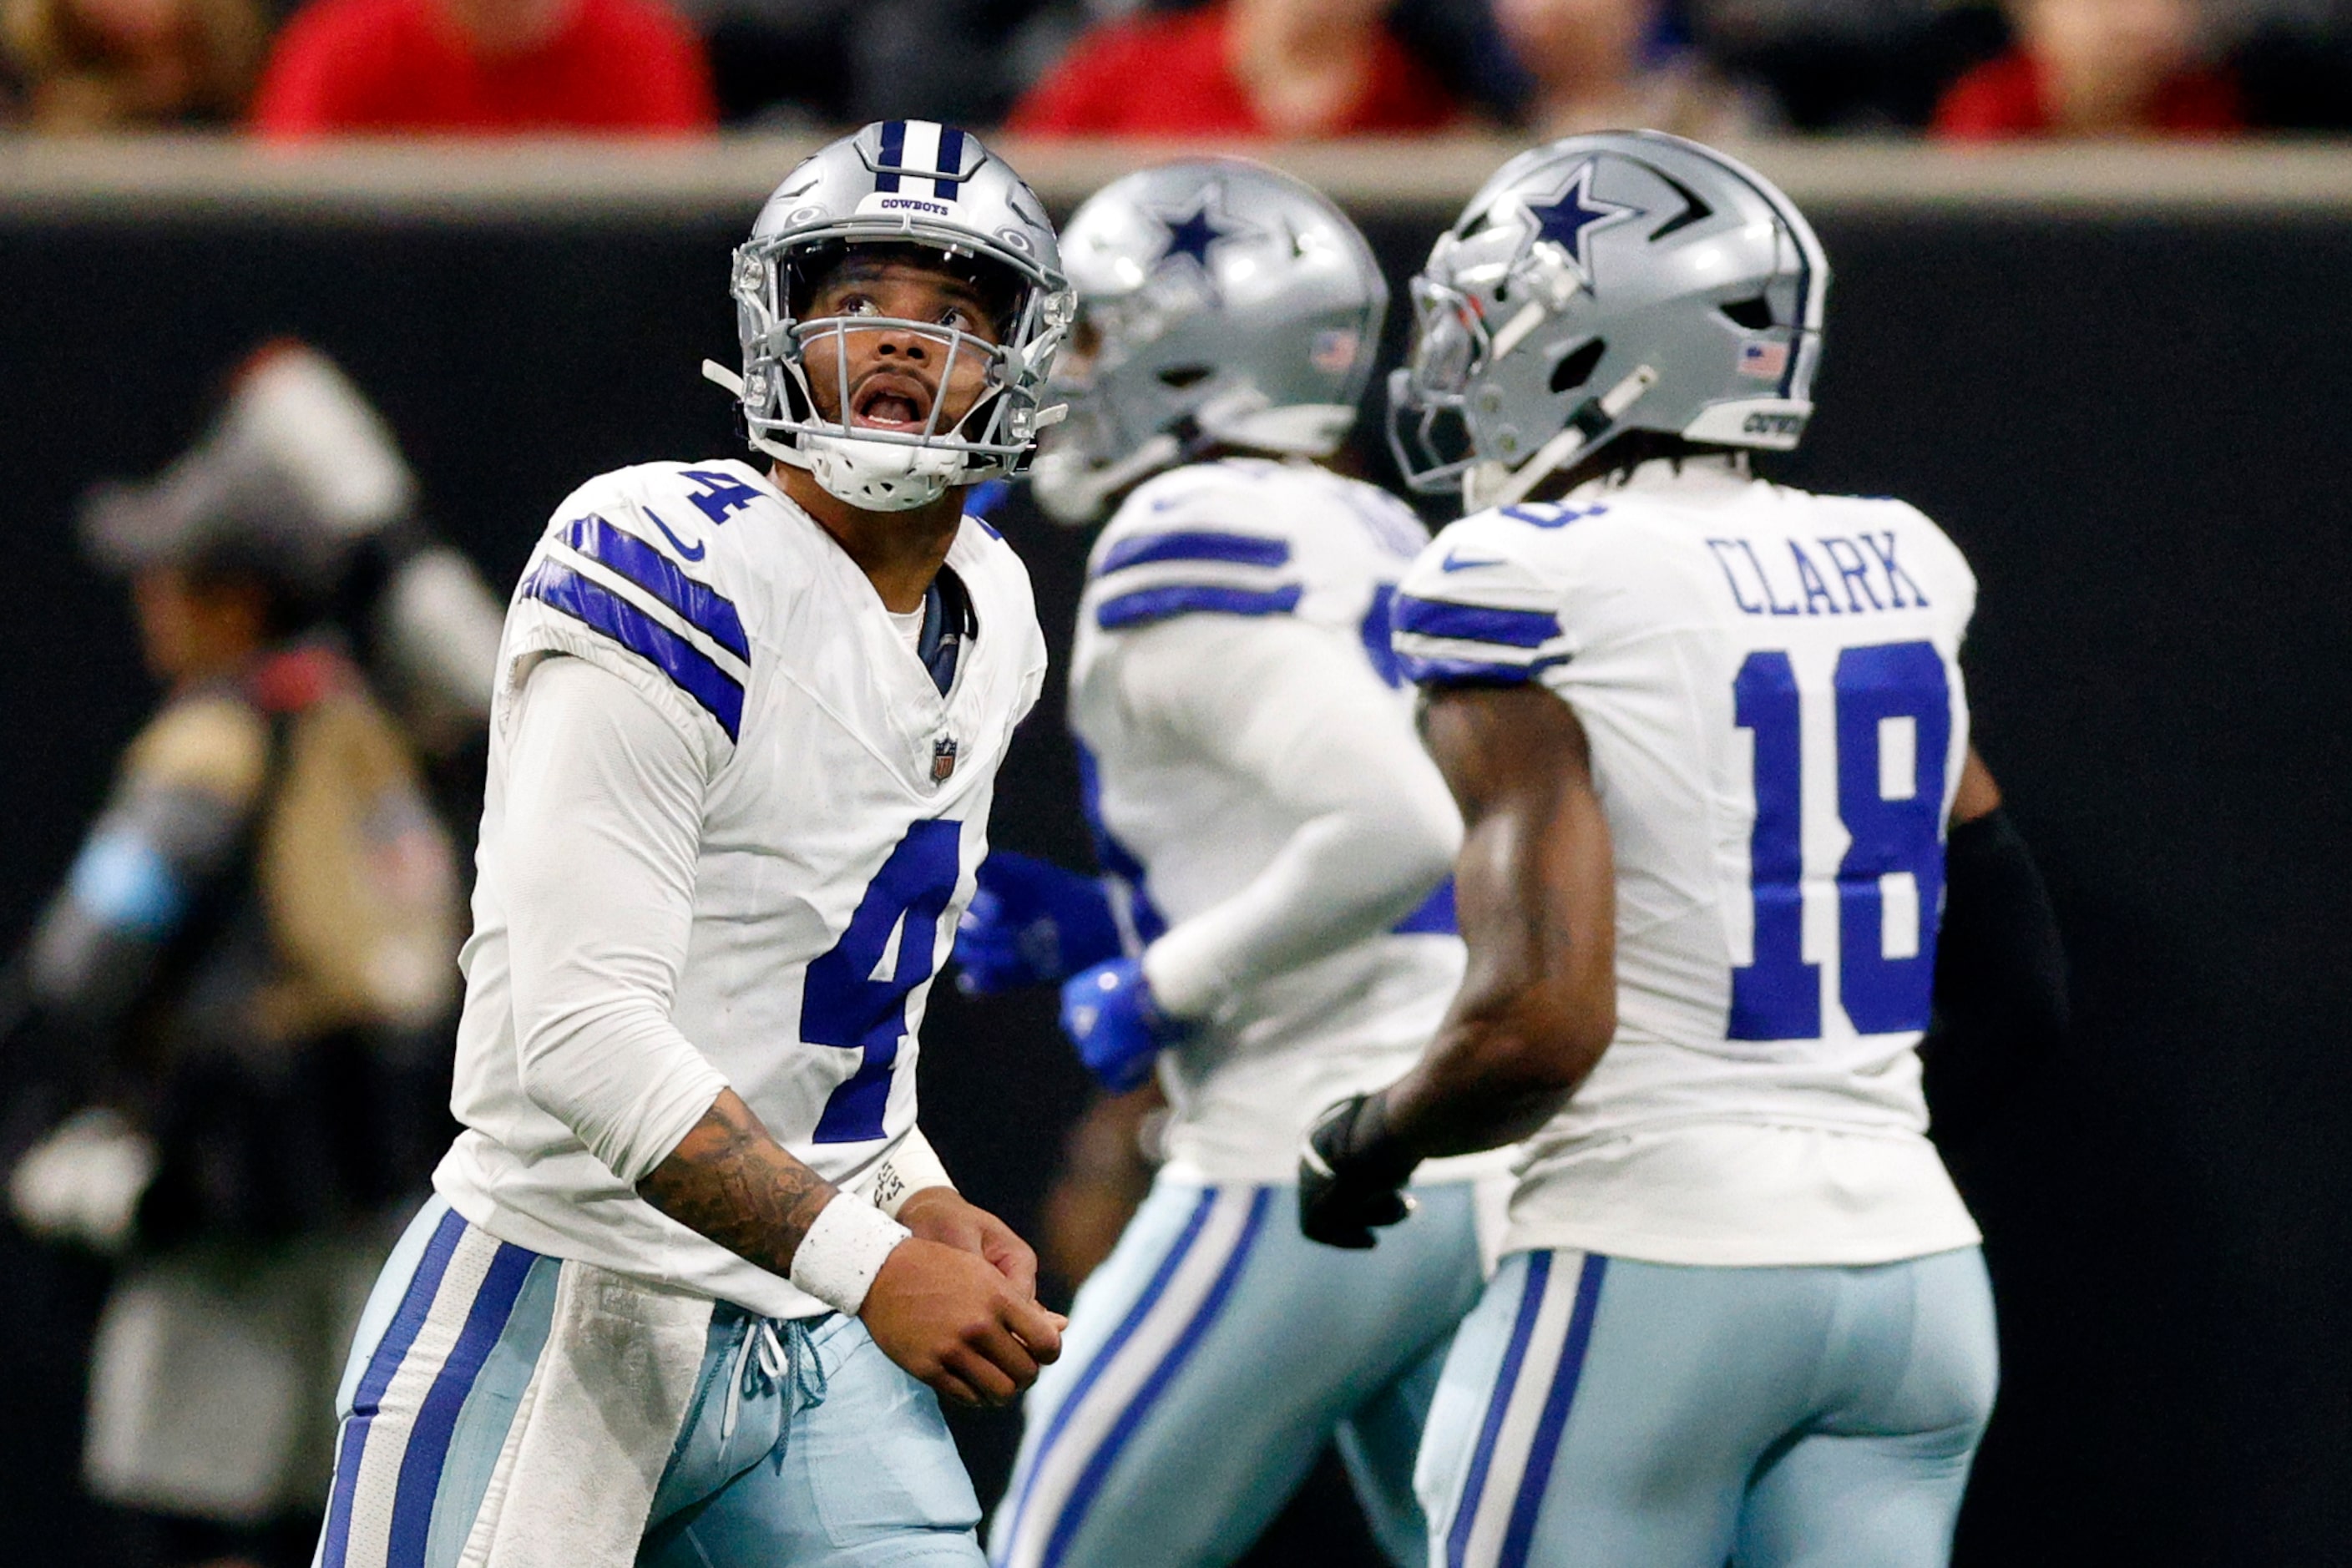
[
  {"left": 1109, "top": 613, "right": 1461, "bottom": 1019},
  {"left": 501, "top": 656, "right": 729, "bottom": 1186},
  {"left": 1390, "top": 509, "right": 1580, "bottom": 685},
  {"left": 501, "top": 475, "right": 753, "bottom": 771},
  {"left": 1077, "top": 470, "right": 1308, "bottom": 636}
]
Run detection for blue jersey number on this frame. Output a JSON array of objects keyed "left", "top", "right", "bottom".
[
  {"left": 804, "top": 818, "right": 964, "bottom": 1143},
  {"left": 1731, "top": 640, "right": 1950, "bottom": 1040}
]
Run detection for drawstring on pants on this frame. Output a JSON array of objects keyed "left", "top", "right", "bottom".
[{"left": 716, "top": 1315, "right": 827, "bottom": 1468}]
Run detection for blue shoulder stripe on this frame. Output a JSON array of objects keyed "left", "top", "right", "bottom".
[
  {"left": 1393, "top": 594, "right": 1561, "bottom": 650},
  {"left": 1392, "top": 878, "right": 1457, "bottom": 935},
  {"left": 1398, "top": 652, "right": 1561, "bottom": 686},
  {"left": 561, "top": 514, "right": 750, "bottom": 660},
  {"left": 1096, "top": 583, "right": 1302, "bottom": 631},
  {"left": 1096, "top": 530, "right": 1292, "bottom": 577},
  {"left": 524, "top": 560, "right": 745, "bottom": 740}
]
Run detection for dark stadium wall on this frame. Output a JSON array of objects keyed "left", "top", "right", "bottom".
[{"left": 0, "top": 200, "right": 2344, "bottom": 1566}]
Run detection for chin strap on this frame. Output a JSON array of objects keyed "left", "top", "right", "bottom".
[{"left": 1465, "top": 363, "right": 1660, "bottom": 513}]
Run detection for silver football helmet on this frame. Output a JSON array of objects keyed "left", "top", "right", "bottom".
[
  {"left": 1029, "top": 158, "right": 1388, "bottom": 525},
  {"left": 1390, "top": 131, "right": 1829, "bottom": 512},
  {"left": 707, "top": 119, "right": 1075, "bottom": 512}
]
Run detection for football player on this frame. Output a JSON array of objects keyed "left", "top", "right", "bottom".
[
  {"left": 313, "top": 121, "right": 1075, "bottom": 1568},
  {"left": 1299, "top": 132, "right": 2066, "bottom": 1565},
  {"left": 957, "top": 160, "right": 1510, "bottom": 1568}
]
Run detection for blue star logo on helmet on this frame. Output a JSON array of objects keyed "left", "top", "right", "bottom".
[
  {"left": 1151, "top": 185, "right": 1261, "bottom": 276},
  {"left": 1520, "top": 162, "right": 1642, "bottom": 286}
]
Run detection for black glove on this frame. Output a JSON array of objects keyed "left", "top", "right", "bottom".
[{"left": 1298, "top": 1092, "right": 1421, "bottom": 1249}]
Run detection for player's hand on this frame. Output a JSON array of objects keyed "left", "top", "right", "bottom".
[
  {"left": 1298, "top": 1092, "right": 1421, "bottom": 1250},
  {"left": 1060, "top": 959, "right": 1186, "bottom": 1093},
  {"left": 896, "top": 1186, "right": 1041, "bottom": 1301},
  {"left": 860, "top": 1237, "right": 1065, "bottom": 1409},
  {"left": 953, "top": 852, "right": 1123, "bottom": 996}
]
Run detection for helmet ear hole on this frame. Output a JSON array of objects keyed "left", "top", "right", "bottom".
[
  {"left": 1157, "top": 365, "right": 1215, "bottom": 390},
  {"left": 1550, "top": 339, "right": 1606, "bottom": 395},
  {"left": 1720, "top": 296, "right": 1775, "bottom": 331}
]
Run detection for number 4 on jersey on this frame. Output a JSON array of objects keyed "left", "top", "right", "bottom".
[
  {"left": 1732, "top": 640, "right": 1950, "bottom": 1041},
  {"left": 805, "top": 819, "right": 964, "bottom": 1142}
]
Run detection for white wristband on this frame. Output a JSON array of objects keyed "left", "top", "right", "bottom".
[
  {"left": 788, "top": 1194, "right": 910, "bottom": 1318},
  {"left": 867, "top": 1128, "right": 955, "bottom": 1218}
]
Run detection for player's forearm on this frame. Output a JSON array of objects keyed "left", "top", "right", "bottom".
[
  {"left": 1386, "top": 685, "right": 1617, "bottom": 1158},
  {"left": 1383, "top": 975, "right": 1613, "bottom": 1156},
  {"left": 635, "top": 1089, "right": 840, "bottom": 1278}
]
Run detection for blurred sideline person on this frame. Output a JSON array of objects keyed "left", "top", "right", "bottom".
[
  {"left": 3, "top": 416, "right": 464, "bottom": 1568},
  {"left": 311, "top": 120, "right": 1072, "bottom": 1568},
  {"left": 1302, "top": 132, "right": 2066, "bottom": 1565},
  {"left": 99, "top": 340, "right": 509, "bottom": 764},
  {"left": 960, "top": 159, "right": 1509, "bottom": 1568},
  {"left": 0, "top": 0, "right": 263, "bottom": 127},
  {"left": 250, "top": 0, "right": 712, "bottom": 135},
  {"left": 1494, "top": 0, "right": 1758, "bottom": 140},
  {"left": 1934, "top": 0, "right": 2239, "bottom": 137},
  {"left": 1006, "top": 0, "right": 1458, "bottom": 137}
]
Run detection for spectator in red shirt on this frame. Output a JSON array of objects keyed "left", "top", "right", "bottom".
[
  {"left": 250, "top": 0, "right": 713, "bottom": 135},
  {"left": 1935, "top": 0, "right": 2240, "bottom": 139},
  {"left": 1008, "top": 0, "right": 1459, "bottom": 138}
]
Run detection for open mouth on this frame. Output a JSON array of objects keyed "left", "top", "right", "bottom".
[{"left": 851, "top": 372, "right": 935, "bottom": 432}]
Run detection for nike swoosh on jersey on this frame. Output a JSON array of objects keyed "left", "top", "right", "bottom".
[
  {"left": 1441, "top": 549, "right": 1505, "bottom": 572},
  {"left": 645, "top": 508, "right": 707, "bottom": 561}
]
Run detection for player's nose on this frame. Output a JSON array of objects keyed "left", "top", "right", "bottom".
[{"left": 870, "top": 324, "right": 931, "bottom": 362}]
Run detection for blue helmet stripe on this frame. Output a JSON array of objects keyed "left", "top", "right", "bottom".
[
  {"left": 874, "top": 119, "right": 906, "bottom": 194},
  {"left": 935, "top": 124, "right": 966, "bottom": 200}
]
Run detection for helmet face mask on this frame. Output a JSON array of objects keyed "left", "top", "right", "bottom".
[
  {"left": 726, "top": 121, "right": 1074, "bottom": 513},
  {"left": 1388, "top": 131, "right": 1831, "bottom": 510},
  {"left": 1030, "top": 159, "right": 1388, "bottom": 526}
]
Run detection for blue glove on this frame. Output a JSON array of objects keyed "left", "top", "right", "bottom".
[
  {"left": 953, "top": 851, "right": 1123, "bottom": 997},
  {"left": 1059, "top": 959, "right": 1186, "bottom": 1093}
]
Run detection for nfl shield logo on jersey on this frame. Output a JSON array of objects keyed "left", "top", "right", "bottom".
[{"left": 933, "top": 736, "right": 959, "bottom": 781}]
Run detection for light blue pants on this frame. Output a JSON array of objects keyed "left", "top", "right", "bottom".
[
  {"left": 989, "top": 1176, "right": 1487, "bottom": 1568},
  {"left": 314, "top": 1197, "right": 982, "bottom": 1568},
  {"left": 1419, "top": 1247, "right": 1999, "bottom": 1568}
]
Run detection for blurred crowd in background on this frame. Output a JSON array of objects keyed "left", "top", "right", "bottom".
[{"left": 3, "top": 0, "right": 2349, "bottom": 141}]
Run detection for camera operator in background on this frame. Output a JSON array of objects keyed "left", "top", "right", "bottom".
[{"left": 1, "top": 345, "right": 471, "bottom": 1568}]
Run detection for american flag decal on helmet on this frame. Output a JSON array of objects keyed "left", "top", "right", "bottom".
[{"left": 873, "top": 121, "right": 974, "bottom": 203}]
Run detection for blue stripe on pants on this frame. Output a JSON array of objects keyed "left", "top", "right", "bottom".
[
  {"left": 1498, "top": 1255, "right": 1607, "bottom": 1568},
  {"left": 1040, "top": 1189, "right": 1272, "bottom": 1568},
  {"left": 386, "top": 1242, "right": 539, "bottom": 1567},
  {"left": 997, "top": 1189, "right": 1217, "bottom": 1555},
  {"left": 323, "top": 1207, "right": 468, "bottom": 1568},
  {"left": 1448, "top": 1251, "right": 1553, "bottom": 1568}
]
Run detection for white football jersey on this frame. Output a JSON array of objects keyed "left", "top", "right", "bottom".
[
  {"left": 1392, "top": 458, "right": 1981, "bottom": 1265},
  {"left": 1070, "top": 458, "right": 1480, "bottom": 1183},
  {"left": 436, "top": 459, "right": 1047, "bottom": 1317}
]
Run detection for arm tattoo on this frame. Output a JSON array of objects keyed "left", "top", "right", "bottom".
[{"left": 635, "top": 1090, "right": 837, "bottom": 1278}]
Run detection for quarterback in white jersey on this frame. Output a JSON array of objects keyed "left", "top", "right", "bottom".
[
  {"left": 1302, "top": 134, "right": 2065, "bottom": 1568},
  {"left": 314, "top": 122, "right": 1078, "bottom": 1568},
  {"left": 959, "top": 161, "right": 1505, "bottom": 1568}
]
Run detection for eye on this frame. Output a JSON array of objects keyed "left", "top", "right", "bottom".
[
  {"left": 938, "top": 303, "right": 977, "bottom": 331},
  {"left": 834, "top": 292, "right": 878, "bottom": 317}
]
